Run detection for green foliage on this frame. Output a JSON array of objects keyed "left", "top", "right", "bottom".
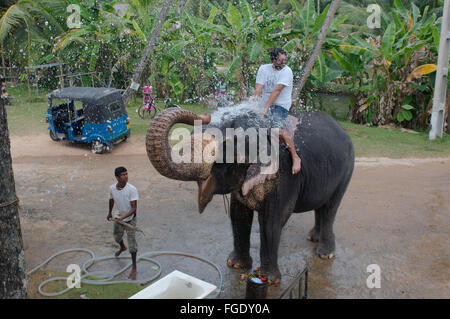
[
  {"left": 332, "top": 1, "right": 440, "bottom": 128},
  {"left": 1, "top": 0, "right": 443, "bottom": 132},
  {"left": 397, "top": 104, "right": 415, "bottom": 122},
  {"left": 286, "top": 0, "right": 346, "bottom": 89}
]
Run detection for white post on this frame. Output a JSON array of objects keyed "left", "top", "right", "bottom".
[{"left": 430, "top": 0, "right": 450, "bottom": 140}]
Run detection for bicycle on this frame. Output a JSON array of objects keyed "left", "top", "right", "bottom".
[
  {"left": 136, "top": 96, "right": 179, "bottom": 120},
  {"left": 137, "top": 89, "right": 156, "bottom": 119}
]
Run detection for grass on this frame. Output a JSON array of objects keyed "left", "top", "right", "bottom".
[
  {"left": 27, "top": 270, "right": 145, "bottom": 299},
  {"left": 5, "top": 85, "right": 51, "bottom": 135},
  {"left": 5, "top": 85, "right": 211, "bottom": 137},
  {"left": 4, "top": 84, "right": 450, "bottom": 158},
  {"left": 126, "top": 98, "right": 211, "bottom": 135},
  {"left": 339, "top": 121, "right": 450, "bottom": 158}
]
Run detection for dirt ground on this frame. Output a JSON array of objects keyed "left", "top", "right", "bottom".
[{"left": 10, "top": 133, "right": 450, "bottom": 299}]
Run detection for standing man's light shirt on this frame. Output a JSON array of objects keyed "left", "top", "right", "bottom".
[
  {"left": 255, "top": 64, "right": 293, "bottom": 111},
  {"left": 109, "top": 183, "right": 139, "bottom": 222}
]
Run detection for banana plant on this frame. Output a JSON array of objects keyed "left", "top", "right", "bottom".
[
  {"left": 154, "top": 0, "right": 286, "bottom": 101},
  {"left": 332, "top": 0, "right": 440, "bottom": 127},
  {"left": 310, "top": 50, "right": 343, "bottom": 88},
  {"left": 180, "top": 0, "right": 287, "bottom": 100},
  {"left": 224, "top": 0, "right": 290, "bottom": 99},
  {"left": 148, "top": 7, "right": 220, "bottom": 101},
  {"left": 284, "top": 0, "right": 347, "bottom": 87}
]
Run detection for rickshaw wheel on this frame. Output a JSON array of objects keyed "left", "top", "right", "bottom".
[
  {"left": 91, "top": 140, "right": 106, "bottom": 154},
  {"left": 49, "top": 130, "right": 59, "bottom": 141}
]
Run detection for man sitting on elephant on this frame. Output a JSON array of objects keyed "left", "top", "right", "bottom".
[{"left": 253, "top": 48, "right": 302, "bottom": 175}]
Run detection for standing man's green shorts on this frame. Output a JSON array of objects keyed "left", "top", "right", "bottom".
[{"left": 113, "top": 217, "right": 138, "bottom": 254}]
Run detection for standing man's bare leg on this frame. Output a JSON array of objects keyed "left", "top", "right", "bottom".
[
  {"left": 129, "top": 252, "right": 137, "bottom": 280},
  {"left": 115, "top": 239, "right": 127, "bottom": 257}
]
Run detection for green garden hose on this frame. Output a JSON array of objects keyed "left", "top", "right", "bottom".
[{"left": 26, "top": 248, "right": 223, "bottom": 298}]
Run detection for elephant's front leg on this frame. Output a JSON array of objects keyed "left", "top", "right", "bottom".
[
  {"left": 257, "top": 209, "right": 282, "bottom": 284},
  {"left": 227, "top": 193, "right": 253, "bottom": 269}
]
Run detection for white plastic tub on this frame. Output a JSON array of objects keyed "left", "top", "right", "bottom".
[{"left": 129, "top": 270, "right": 217, "bottom": 299}]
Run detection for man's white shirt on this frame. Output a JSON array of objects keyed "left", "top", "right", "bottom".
[
  {"left": 255, "top": 64, "right": 293, "bottom": 111},
  {"left": 109, "top": 183, "right": 139, "bottom": 222}
]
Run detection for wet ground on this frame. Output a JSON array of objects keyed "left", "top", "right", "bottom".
[{"left": 10, "top": 133, "right": 450, "bottom": 298}]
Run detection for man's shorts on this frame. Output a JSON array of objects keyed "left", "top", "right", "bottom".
[
  {"left": 113, "top": 217, "right": 138, "bottom": 253},
  {"left": 266, "top": 104, "right": 289, "bottom": 128}
]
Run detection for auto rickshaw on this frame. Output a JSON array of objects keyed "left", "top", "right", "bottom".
[{"left": 45, "top": 87, "right": 130, "bottom": 154}]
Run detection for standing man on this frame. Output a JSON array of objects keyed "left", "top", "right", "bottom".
[
  {"left": 253, "top": 48, "right": 301, "bottom": 174},
  {"left": 107, "top": 166, "right": 139, "bottom": 280}
]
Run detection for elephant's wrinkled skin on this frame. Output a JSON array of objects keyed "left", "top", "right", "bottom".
[{"left": 146, "top": 106, "right": 355, "bottom": 283}]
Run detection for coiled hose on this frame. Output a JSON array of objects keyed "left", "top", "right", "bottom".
[{"left": 26, "top": 248, "right": 223, "bottom": 298}]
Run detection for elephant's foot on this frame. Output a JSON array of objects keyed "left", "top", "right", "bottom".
[
  {"left": 227, "top": 251, "right": 252, "bottom": 269},
  {"left": 259, "top": 266, "right": 281, "bottom": 285},
  {"left": 307, "top": 227, "right": 320, "bottom": 242},
  {"left": 316, "top": 241, "right": 336, "bottom": 260}
]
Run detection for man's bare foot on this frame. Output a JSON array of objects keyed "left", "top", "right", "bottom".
[
  {"left": 292, "top": 156, "right": 301, "bottom": 174},
  {"left": 128, "top": 269, "right": 137, "bottom": 280},
  {"left": 115, "top": 245, "right": 127, "bottom": 257}
]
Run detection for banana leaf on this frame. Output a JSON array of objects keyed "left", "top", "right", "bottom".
[
  {"left": 302, "top": 0, "right": 316, "bottom": 35},
  {"left": 249, "top": 41, "right": 263, "bottom": 62},
  {"left": 239, "top": 0, "right": 253, "bottom": 27},
  {"left": 207, "top": 6, "right": 219, "bottom": 24},
  {"left": 331, "top": 48, "right": 356, "bottom": 74},
  {"left": 394, "top": 0, "right": 408, "bottom": 20},
  {"left": 312, "top": 4, "right": 329, "bottom": 32},
  {"left": 89, "top": 42, "right": 100, "bottom": 71},
  {"left": 432, "top": 26, "right": 440, "bottom": 50},
  {"left": 392, "top": 40, "right": 427, "bottom": 60},
  {"left": 132, "top": 19, "right": 147, "bottom": 42},
  {"left": 226, "top": 53, "right": 242, "bottom": 80},
  {"left": 283, "top": 38, "right": 301, "bottom": 52},
  {"left": 381, "top": 23, "right": 395, "bottom": 59},
  {"left": 312, "top": 50, "right": 326, "bottom": 83},
  {"left": 339, "top": 44, "right": 377, "bottom": 57},
  {"left": 225, "top": 4, "right": 242, "bottom": 35}
]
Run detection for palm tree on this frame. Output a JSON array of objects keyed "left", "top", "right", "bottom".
[
  {"left": 0, "top": 97, "right": 27, "bottom": 299},
  {"left": 122, "top": 0, "right": 174, "bottom": 106},
  {"left": 286, "top": 0, "right": 343, "bottom": 106},
  {"left": 0, "top": 0, "right": 66, "bottom": 67},
  {"left": 51, "top": 0, "right": 139, "bottom": 88}
]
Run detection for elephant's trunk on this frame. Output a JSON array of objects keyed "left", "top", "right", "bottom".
[{"left": 146, "top": 107, "right": 213, "bottom": 181}]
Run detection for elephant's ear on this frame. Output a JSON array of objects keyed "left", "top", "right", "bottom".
[{"left": 241, "top": 163, "right": 277, "bottom": 201}]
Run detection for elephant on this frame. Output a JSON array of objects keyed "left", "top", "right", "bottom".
[{"left": 146, "top": 105, "right": 355, "bottom": 283}]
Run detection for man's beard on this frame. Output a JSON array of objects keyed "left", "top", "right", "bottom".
[{"left": 273, "top": 63, "right": 284, "bottom": 70}]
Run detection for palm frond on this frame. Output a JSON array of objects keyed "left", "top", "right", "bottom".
[
  {"left": 337, "top": 1, "right": 370, "bottom": 28},
  {"left": 20, "top": 0, "right": 65, "bottom": 34},
  {"left": 0, "top": 4, "right": 32, "bottom": 42}
]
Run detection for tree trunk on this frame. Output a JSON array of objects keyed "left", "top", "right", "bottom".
[
  {"left": 178, "top": 0, "right": 188, "bottom": 17},
  {"left": 108, "top": 52, "right": 131, "bottom": 88},
  {"left": 122, "top": 0, "right": 174, "bottom": 106},
  {"left": 1, "top": 42, "right": 5, "bottom": 78},
  {"left": 0, "top": 97, "right": 27, "bottom": 299},
  {"left": 292, "top": 0, "right": 341, "bottom": 108},
  {"left": 236, "top": 67, "right": 247, "bottom": 101}
]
